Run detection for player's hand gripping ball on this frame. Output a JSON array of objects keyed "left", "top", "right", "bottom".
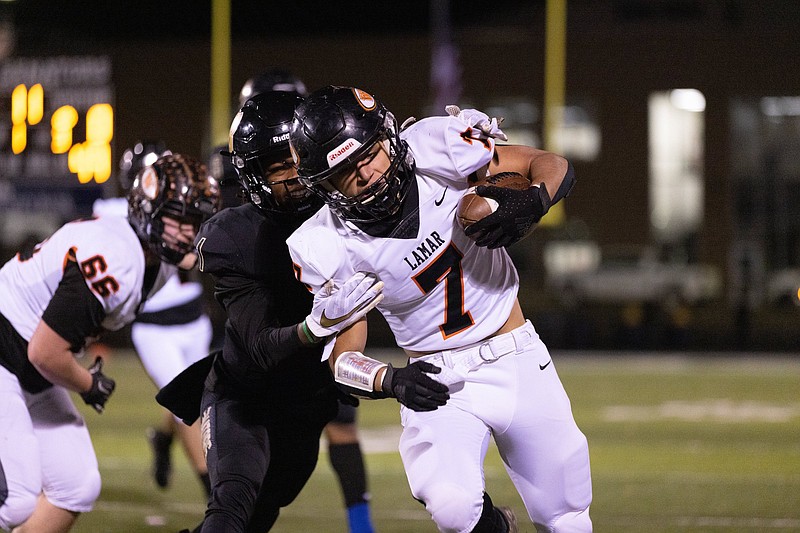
[
  {"left": 456, "top": 172, "right": 531, "bottom": 230},
  {"left": 457, "top": 171, "right": 552, "bottom": 248}
]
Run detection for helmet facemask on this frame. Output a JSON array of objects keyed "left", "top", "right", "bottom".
[
  {"left": 234, "top": 150, "right": 320, "bottom": 216},
  {"left": 128, "top": 154, "right": 221, "bottom": 265},
  {"left": 145, "top": 202, "right": 206, "bottom": 264},
  {"left": 301, "top": 122, "right": 414, "bottom": 223}
]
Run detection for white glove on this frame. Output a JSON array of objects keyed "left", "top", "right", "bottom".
[
  {"left": 445, "top": 105, "right": 508, "bottom": 141},
  {"left": 305, "top": 272, "right": 384, "bottom": 339}
]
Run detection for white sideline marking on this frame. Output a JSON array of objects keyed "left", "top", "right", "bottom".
[
  {"left": 603, "top": 399, "right": 800, "bottom": 422},
  {"left": 682, "top": 517, "right": 800, "bottom": 529},
  {"left": 611, "top": 515, "right": 800, "bottom": 529},
  {"left": 94, "top": 500, "right": 205, "bottom": 515},
  {"left": 144, "top": 515, "right": 166, "bottom": 526},
  {"left": 357, "top": 426, "right": 402, "bottom": 453}
]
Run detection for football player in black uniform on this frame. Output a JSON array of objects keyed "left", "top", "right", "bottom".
[
  {"left": 159, "top": 91, "right": 395, "bottom": 533},
  {"left": 236, "top": 68, "right": 381, "bottom": 533}
]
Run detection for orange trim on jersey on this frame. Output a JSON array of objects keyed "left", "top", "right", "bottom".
[
  {"left": 459, "top": 128, "right": 492, "bottom": 150},
  {"left": 62, "top": 246, "right": 78, "bottom": 271},
  {"left": 15, "top": 236, "right": 50, "bottom": 263},
  {"left": 293, "top": 262, "right": 313, "bottom": 292}
]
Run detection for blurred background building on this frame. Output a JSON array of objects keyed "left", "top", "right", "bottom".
[{"left": 1, "top": 0, "right": 799, "bottom": 351}]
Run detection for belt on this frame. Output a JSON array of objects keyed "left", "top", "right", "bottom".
[{"left": 416, "top": 320, "right": 537, "bottom": 374}]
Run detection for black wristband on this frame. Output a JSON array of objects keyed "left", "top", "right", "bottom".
[{"left": 381, "top": 364, "right": 395, "bottom": 396}]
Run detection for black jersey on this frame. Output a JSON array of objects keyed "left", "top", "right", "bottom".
[{"left": 195, "top": 203, "right": 331, "bottom": 399}]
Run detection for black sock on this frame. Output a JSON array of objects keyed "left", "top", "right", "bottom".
[
  {"left": 471, "top": 492, "right": 508, "bottom": 533},
  {"left": 329, "top": 442, "right": 368, "bottom": 506},
  {"left": 198, "top": 472, "right": 211, "bottom": 497}
]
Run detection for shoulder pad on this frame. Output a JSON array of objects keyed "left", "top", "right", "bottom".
[{"left": 195, "top": 204, "right": 262, "bottom": 276}]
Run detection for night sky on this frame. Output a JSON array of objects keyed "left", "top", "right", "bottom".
[{"left": 5, "top": 0, "right": 538, "bottom": 50}]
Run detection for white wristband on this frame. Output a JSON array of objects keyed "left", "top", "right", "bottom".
[{"left": 334, "top": 351, "right": 387, "bottom": 392}]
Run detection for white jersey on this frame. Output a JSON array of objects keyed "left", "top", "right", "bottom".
[
  {"left": 91, "top": 196, "right": 128, "bottom": 218},
  {"left": 288, "top": 114, "right": 519, "bottom": 353},
  {"left": 0, "top": 215, "right": 175, "bottom": 341},
  {"left": 92, "top": 197, "right": 201, "bottom": 313}
]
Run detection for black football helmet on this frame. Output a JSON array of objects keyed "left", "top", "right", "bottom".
[
  {"left": 207, "top": 144, "right": 240, "bottom": 184},
  {"left": 239, "top": 68, "right": 308, "bottom": 105},
  {"left": 128, "top": 153, "right": 221, "bottom": 264},
  {"left": 208, "top": 144, "right": 245, "bottom": 208},
  {"left": 228, "top": 90, "right": 320, "bottom": 216},
  {"left": 119, "top": 141, "right": 171, "bottom": 191},
  {"left": 290, "top": 86, "right": 414, "bottom": 223}
]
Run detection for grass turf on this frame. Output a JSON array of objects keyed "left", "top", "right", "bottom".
[{"left": 69, "top": 350, "right": 800, "bottom": 532}]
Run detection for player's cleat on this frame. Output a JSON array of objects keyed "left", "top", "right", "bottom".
[
  {"left": 498, "top": 506, "right": 518, "bottom": 533},
  {"left": 146, "top": 427, "right": 173, "bottom": 488}
]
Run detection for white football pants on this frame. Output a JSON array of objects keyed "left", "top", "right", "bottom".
[
  {"left": 399, "top": 321, "right": 592, "bottom": 533},
  {"left": 0, "top": 366, "right": 101, "bottom": 530},
  {"left": 131, "top": 315, "right": 212, "bottom": 390}
]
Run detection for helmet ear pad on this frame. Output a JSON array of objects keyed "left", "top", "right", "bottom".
[{"left": 127, "top": 154, "right": 221, "bottom": 264}]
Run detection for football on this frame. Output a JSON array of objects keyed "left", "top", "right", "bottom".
[{"left": 456, "top": 171, "right": 531, "bottom": 231}]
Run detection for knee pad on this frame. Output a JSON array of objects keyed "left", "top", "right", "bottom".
[
  {"left": 550, "top": 506, "right": 592, "bottom": 532},
  {"left": 48, "top": 467, "right": 101, "bottom": 513},
  {"left": 0, "top": 489, "right": 39, "bottom": 530},
  {"left": 209, "top": 476, "right": 258, "bottom": 516},
  {"left": 419, "top": 482, "right": 482, "bottom": 533}
]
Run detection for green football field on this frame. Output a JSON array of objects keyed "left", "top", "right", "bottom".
[{"left": 69, "top": 350, "right": 800, "bottom": 533}]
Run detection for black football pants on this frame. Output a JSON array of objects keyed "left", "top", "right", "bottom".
[{"left": 198, "top": 389, "right": 337, "bottom": 533}]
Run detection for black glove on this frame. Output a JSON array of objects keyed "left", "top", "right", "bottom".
[
  {"left": 465, "top": 184, "right": 552, "bottom": 249},
  {"left": 382, "top": 361, "right": 450, "bottom": 412},
  {"left": 332, "top": 384, "right": 362, "bottom": 407},
  {"left": 80, "top": 356, "right": 116, "bottom": 414}
]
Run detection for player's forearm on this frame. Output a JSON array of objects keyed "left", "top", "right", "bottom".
[
  {"left": 328, "top": 319, "right": 367, "bottom": 381},
  {"left": 32, "top": 355, "right": 93, "bottom": 392},
  {"left": 28, "top": 322, "right": 92, "bottom": 392},
  {"left": 330, "top": 320, "right": 368, "bottom": 365},
  {"left": 492, "top": 145, "right": 570, "bottom": 202},
  {"left": 217, "top": 278, "right": 317, "bottom": 368},
  {"left": 529, "top": 151, "right": 569, "bottom": 201},
  {"left": 330, "top": 320, "right": 387, "bottom": 393},
  {"left": 249, "top": 323, "right": 309, "bottom": 370}
]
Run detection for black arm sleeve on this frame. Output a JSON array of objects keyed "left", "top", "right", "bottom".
[
  {"left": 213, "top": 270, "right": 306, "bottom": 370},
  {"left": 41, "top": 260, "right": 106, "bottom": 352},
  {"left": 552, "top": 160, "right": 576, "bottom": 204}
]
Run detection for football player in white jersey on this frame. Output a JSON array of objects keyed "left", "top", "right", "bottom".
[
  {"left": 94, "top": 142, "right": 213, "bottom": 496},
  {"left": 287, "top": 86, "right": 591, "bottom": 533},
  {"left": 0, "top": 154, "right": 220, "bottom": 533}
]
